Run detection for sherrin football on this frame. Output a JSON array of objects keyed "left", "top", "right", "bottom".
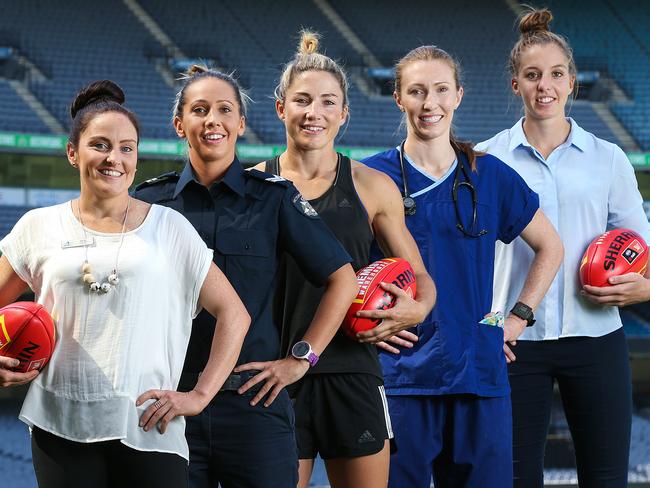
[
  {"left": 579, "top": 228, "right": 648, "bottom": 287},
  {"left": 342, "top": 258, "right": 417, "bottom": 338},
  {"left": 0, "top": 302, "right": 56, "bottom": 373}
]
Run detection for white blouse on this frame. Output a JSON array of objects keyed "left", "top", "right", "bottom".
[{"left": 0, "top": 202, "right": 212, "bottom": 460}]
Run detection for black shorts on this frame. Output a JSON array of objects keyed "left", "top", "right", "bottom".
[{"left": 291, "top": 373, "right": 393, "bottom": 460}]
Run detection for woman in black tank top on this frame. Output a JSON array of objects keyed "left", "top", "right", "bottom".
[{"left": 242, "top": 31, "right": 436, "bottom": 488}]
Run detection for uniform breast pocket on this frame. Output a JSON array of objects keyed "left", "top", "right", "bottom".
[{"left": 214, "top": 229, "right": 276, "bottom": 299}]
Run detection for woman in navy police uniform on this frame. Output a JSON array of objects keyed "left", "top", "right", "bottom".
[{"left": 135, "top": 65, "right": 358, "bottom": 488}]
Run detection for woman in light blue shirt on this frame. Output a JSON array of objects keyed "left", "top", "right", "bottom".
[{"left": 477, "top": 8, "right": 650, "bottom": 488}]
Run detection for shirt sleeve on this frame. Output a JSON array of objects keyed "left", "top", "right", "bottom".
[
  {"left": 278, "top": 184, "right": 352, "bottom": 287},
  {"left": 495, "top": 159, "right": 540, "bottom": 244},
  {"left": 607, "top": 145, "right": 650, "bottom": 243},
  {"left": 0, "top": 209, "right": 39, "bottom": 289},
  {"left": 163, "top": 207, "right": 214, "bottom": 318}
]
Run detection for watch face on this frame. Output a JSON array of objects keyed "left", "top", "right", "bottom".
[
  {"left": 513, "top": 303, "right": 532, "bottom": 319},
  {"left": 292, "top": 341, "right": 310, "bottom": 357}
]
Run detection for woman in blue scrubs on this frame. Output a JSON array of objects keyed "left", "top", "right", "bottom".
[{"left": 362, "top": 45, "right": 563, "bottom": 487}]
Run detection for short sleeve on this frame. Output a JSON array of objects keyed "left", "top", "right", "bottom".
[
  {"left": 278, "top": 185, "right": 352, "bottom": 286},
  {"left": 0, "top": 209, "right": 39, "bottom": 288},
  {"left": 162, "top": 207, "right": 213, "bottom": 318},
  {"left": 607, "top": 146, "right": 650, "bottom": 243},
  {"left": 495, "top": 159, "right": 540, "bottom": 244}
]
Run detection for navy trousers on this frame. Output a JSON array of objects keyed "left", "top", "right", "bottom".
[{"left": 387, "top": 394, "right": 512, "bottom": 488}]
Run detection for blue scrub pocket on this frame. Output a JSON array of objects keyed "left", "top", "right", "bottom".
[{"left": 473, "top": 322, "right": 507, "bottom": 390}]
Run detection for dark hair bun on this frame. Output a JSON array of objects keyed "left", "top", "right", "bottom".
[
  {"left": 70, "top": 80, "right": 125, "bottom": 119},
  {"left": 519, "top": 7, "right": 553, "bottom": 36}
]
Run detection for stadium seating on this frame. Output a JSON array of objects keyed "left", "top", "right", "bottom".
[
  {"left": 0, "top": 401, "right": 36, "bottom": 488},
  {"left": 0, "top": 80, "right": 51, "bottom": 134},
  {"left": 0, "top": 206, "right": 32, "bottom": 240},
  {"left": 544, "top": 0, "right": 650, "bottom": 148},
  {"left": 0, "top": 0, "right": 642, "bottom": 149},
  {"left": 0, "top": 0, "right": 176, "bottom": 140}
]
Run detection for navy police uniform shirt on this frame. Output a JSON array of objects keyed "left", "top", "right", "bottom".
[
  {"left": 363, "top": 148, "right": 539, "bottom": 398},
  {"left": 135, "top": 159, "right": 352, "bottom": 391}
]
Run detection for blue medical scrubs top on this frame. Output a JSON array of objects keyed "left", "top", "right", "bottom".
[
  {"left": 363, "top": 148, "right": 539, "bottom": 397},
  {"left": 135, "top": 159, "right": 352, "bottom": 391}
]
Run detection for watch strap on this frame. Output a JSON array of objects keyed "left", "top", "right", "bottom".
[{"left": 306, "top": 351, "right": 319, "bottom": 367}]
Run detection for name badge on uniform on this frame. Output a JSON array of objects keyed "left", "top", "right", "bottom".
[{"left": 61, "top": 237, "right": 95, "bottom": 249}]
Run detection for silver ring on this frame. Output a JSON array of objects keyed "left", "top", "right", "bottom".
[{"left": 153, "top": 400, "right": 163, "bottom": 410}]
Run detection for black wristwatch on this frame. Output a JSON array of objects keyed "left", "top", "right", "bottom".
[{"left": 510, "top": 301, "right": 535, "bottom": 327}]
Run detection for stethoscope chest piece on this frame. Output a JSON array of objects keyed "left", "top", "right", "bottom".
[{"left": 403, "top": 196, "right": 416, "bottom": 216}]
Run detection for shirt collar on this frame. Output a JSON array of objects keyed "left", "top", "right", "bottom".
[
  {"left": 173, "top": 162, "right": 198, "bottom": 199},
  {"left": 220, "top": 157, "right": 247, "bottom": 197},
  {"left": 508, "top": 118, "right": 529, "bottom": 152},
  {"left": 565, "top": 117, "right": 588, "bottom": 152},
  {"left": 509, "top": 117, "right": 587, "bottom": 153},
  {"left": 173, "top": 157, "right": 246, "bottom": 199}
]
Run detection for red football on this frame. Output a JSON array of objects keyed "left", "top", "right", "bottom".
[
  {"left": 0, "top": 302, "right": 56, "bottom": 372},
  {"left": 342, "top": 258, "right": 417, "bottom": 338},
  {"left": 579, "top": 228, "right": 649, "bottom": 287}
]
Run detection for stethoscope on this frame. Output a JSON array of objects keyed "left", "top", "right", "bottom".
[{"left": 399, "top": 141, "right": 487, "bottom": 238}]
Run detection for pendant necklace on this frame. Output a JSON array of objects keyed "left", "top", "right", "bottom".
[{"left": 77, "top": 198, "right": 130, "bottom": 293}]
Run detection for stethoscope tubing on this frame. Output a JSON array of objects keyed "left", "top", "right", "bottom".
[{"left": 398, "top": 141, "right": 486, "bottom": 237}]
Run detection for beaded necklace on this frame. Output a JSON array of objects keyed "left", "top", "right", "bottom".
[{"left": 77, "top": 197, "right": 130, "bottom": 293}]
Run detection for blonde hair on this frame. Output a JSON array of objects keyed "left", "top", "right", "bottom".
[
  {"left": 274, "top": 30, "right": 349, "bottom": 106},
  {"left": 172, "top": 64, "right": 251, "bottom": 123},
  {"left": 394, "top": 46, "right": 479, "bottom": 170},
  {"left": 509, "top": 7, "right": 577, "bottom": 78}
]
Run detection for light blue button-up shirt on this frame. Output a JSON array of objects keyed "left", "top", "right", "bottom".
[{"left": 476, "top": 118, "right": 650, "bottom": 340}]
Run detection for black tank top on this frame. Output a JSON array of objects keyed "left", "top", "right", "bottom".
[{"left": 266, "top": 154, "right": 382, "bottom": 378}]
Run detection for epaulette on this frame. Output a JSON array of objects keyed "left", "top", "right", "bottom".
[
  {"left": 135, "top": 171, "right": 180, "bottom": 191},
  {"left": 246, "top": 169, "right": 291, "bottom": 187}
]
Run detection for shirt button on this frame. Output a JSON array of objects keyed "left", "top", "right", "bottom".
[{"left": 244, "top": 243, "right": 251, "bottom": 251}]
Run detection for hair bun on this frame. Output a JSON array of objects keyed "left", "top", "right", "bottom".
[
  {"left": 70, "top": 80, "right": 125, "bottom": 119},
  {"left": 518, "top": 8, "right": 553, "bottom": 36},
  {"left": 186, "top": 64, "right": 208, "bottom": 77},
  {"left": 298, "top": 30, "right": 320, "bottom": 55}
]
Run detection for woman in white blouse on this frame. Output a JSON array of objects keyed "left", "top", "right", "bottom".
[{"left": 0, "top": 80, "right": 250, "bottom": 488}]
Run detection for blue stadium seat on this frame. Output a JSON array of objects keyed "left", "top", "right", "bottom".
[{"left": 0, "top": 0, "right": 644, "bottom": 149}]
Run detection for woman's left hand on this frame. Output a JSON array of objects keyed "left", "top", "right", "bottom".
[
  {"left": 136, "top": 389, "right": 209, "bottom": 434},
  {"left": 582, "top": 272, "right": 650, "bottom": 307},
  {"left": 503, "top": 315, "right": 527, "bottom": 345},
  {"left": 355, "top": 282, "right": 427, "bottom": 343},
  {"left": 234, "top": 357, "right": 309, "bottom": 407}
]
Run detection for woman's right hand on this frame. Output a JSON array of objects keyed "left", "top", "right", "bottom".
[
  {"left": 0, "top": 357, "right": 39, "bottom": 387},
  {"left": 376, "top": 330, "right": 419, "bottom": 354}
]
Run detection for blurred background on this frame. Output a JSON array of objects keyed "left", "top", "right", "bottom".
[{"left": 1, "top": 0, "right": 649, "bottom": 486}]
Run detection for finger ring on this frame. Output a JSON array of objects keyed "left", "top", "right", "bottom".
[{"left": 154, "top": 400, "right": 163, "bottom": 410}]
